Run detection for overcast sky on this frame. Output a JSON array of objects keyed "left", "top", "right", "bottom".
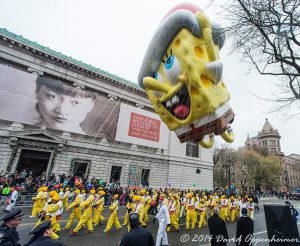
[{"left": 0, "top": 0, "right": 299, "bottom": 155}]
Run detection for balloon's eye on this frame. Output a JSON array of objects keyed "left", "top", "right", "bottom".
[
  {"left": 152, "top": 72, "right": 164, "bottom": 98},
  {"left": 163, "top": 54, "right": 182, "bottom": 85}
]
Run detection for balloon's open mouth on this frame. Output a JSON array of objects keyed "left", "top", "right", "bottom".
[{"left": 161, "top": 84, "right": 190, "bottom": 120}]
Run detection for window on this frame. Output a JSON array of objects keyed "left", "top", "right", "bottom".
[
  {"left": 110, "top": 166, "right": 122, "bottom": 183},
  {"left": 141, "top": 169, "right": 150, "bottom": 187},
  {"left": 186, "top": 141, "right": 199, "bottom": 157},
  {"left": 270, "top": 140, "right": 275, "bottom": 145}
]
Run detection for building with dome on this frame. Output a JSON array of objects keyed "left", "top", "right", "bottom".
[{"left": 245, "top": 119, "right": 300, "bottom": 191}]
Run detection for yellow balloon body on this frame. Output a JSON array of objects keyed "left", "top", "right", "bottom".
[{"left": 139, "top": 7, "right": 235, "bottom": 147}]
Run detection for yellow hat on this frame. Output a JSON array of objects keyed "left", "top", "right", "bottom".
[
  {"left": 75, "top": 189, "right": 80, "bottom": 194},
  {"left": 38, "top": 188, "right": 42, "bottom": 192},
  {"left": 231, "top": 196, "right": 234, "bottom": 200},
  {"left": 222, "top": 195, "right": 226, "bottom": 199},
  {"left": 49, "top": 191, "right": 57, "bottom": 197},
  {"left": 60, "top": 188, "right": 63, "bottom": 192},
  {"left": 201, "top": 198, "right": 205, "bottom": 202},
  {"left": 42, "top": 187, "right": 48, "bottom": 192},
  {"left": 52, "top": 195, "right": 60, "bottom": 202},
  {"left": 66, "top": 187, "right": 70, "bottom": 191},
  {"left": 188, "top": 193, "right": 193, "bottom": 198},
  {"left": 81, "top": 190, "right": 86, "bottom": 194},
  {"left": 100, "top": 191, "right": 105, "bottom": 196},
  {"left": 141, "top": 190, "right": 146, "bottom": 195},
  {"left": 90, "top": 189, "right": 96, "bottom": 194},
  {"left": 209, "top": 195, "right": 213, "bottom": 199},
  {"left": 114, "top": 194, "right": 119, "bottom": 199}
]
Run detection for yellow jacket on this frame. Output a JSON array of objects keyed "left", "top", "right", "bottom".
[
  {"left": 80, "top": 195, "right": 94, "bottom": 209},
  {"left": 109, "top": 200, "right": 119, "bottom": 213},
  {"left": 69, "top": 195, "right": 82, "bottom": 209}
]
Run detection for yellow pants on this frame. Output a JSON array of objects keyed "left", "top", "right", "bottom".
[
  {"left": 198, "top": 211, "right": 207, "bottom": 228},
  {"left": 143, "top": 204, "right": 150, "bottom": 222},
  {"left": 73, "top": 207, "right": 93, "bottom": 232},
  {"left": 186, "top": 209, "right": 196, "bottom": 229},
  {"left": 230, "top": 208, "right": 236, "bottom": 222},
  {"left": 31, "top": 201, "right": 40, "bottom": 217},
  {"left": 167, "top": 213, "right": 179, "bottom": 231},
  {"left": 63, "top": 199, "right": 69, "bottom": 212},
  {"left": 93, "top": 207, "right": 105, "bottom": 225},
  {"left": 51, "top": 215, "right": 61, "bottom": 233},
  {"left": 65, "top": 207, "right": 82, "bottom": 229},
  {"left": 220, "top": 207, "right": 228, "bottom": 222},
  {"left": 123, "top": 212, "right": 129, "bottom": 226},
  {"left": 104, "top": 211, "right": 121, "bottom": 232}
]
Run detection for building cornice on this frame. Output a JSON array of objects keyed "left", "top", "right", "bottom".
[{"left": 0, "top": 28, "right": 146, "bottom": 95}]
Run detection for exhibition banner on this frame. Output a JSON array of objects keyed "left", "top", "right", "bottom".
[{"left": 115, "top": 103, "right": 169, "bottom": 149}]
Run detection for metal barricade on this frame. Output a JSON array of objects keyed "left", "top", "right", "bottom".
[{"left": 15, "top": 194, "right": 35, "bottom": 207}]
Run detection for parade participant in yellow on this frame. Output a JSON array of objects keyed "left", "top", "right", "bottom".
[
  {"left": 220, "top": 195, "right": 229, "bottom": 222},
  {"left": 206, "top": 195, "right": 216, "bottom": 217},
  {"left": 213, "top": 192, "right": 220, "bottom": 204},
  {"left": 133, "top": 196, "right": 147, "bottom": 228},
  {"left": 41, "top": 186, "right": 48, "bottom": 209},
  {"left": 47, "top": 194, "right": 62, "bottom": 234},
  {"left": 70, "top": 189, "right": 95, "bottom": 236},
  {"left": 104, "top": 194, "right": 122, "bottom": 232},
  {"left": 81, "top": 189, "right": 86, "bottom": 201},
  {"left": 179, "top": 193, "right": 187, "bottom": 218},
  {"left": 33, "top": 192, "right": 60, "bottom": 240},
  {"left": 65, "top": 189, "right": 82, "bottom": 230},
  {"left": 62, "top": 187, "right": 70, "bottom": 212},
  {"left": 31, "top": 187, "right": 43, "bottom": 217},
  {"left": 93, "top": 190, "right": 105, "bottom": 226},
  {"left": 143, "top": 192, "right": 151, "bottom": 223},
  {"left": 185, "top": 193, "right": 196, "bottom": 230},
  {"left": 202, "top": 191, "right": 207, "bottom": 201},
  {"left": 175, "top": 194, "right": 180, "bottom": 224},
  {"left": 167, "top": 195, "right": 179, "bottom": 232},
  {"left": 248, "top": 197, "right": 255, "bottom": 220},
  {"left": 228, "top": 196, "right": 237, "bottom": 222},
  {"left": 236, "top": 195, "right": 242, "bottom": 219},
  {"left": 123, "top": 196, "right": 134, "bottom": 226},
  {"left": 198, "top": 198, "right": 207, "bottom": 228}
]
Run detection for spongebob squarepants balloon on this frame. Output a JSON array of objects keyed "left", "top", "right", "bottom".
[{"left": 138, "top": 4, "right": 235, "bottom": 148}]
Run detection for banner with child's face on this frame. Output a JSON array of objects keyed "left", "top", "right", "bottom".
[{"left": 0, "top": 64, "right": 120, "bottom": 139}]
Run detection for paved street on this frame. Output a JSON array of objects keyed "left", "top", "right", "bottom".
[{"left": 2, "top": 197, "right": 300, "bottom": 246}]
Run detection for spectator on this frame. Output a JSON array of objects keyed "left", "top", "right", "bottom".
[
  {"left": 119, "top": 213, "right": 154, "bottom": 246},
  {"left": 208, "top": 208, "right": 229, "bottom": 246},
  {"left": 235, "top": 208, "right": 254, "bottom": 246}
]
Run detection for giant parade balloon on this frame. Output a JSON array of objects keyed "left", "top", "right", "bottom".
[{"left": 138, "top": 3, "right": 235, "bottom": 148}]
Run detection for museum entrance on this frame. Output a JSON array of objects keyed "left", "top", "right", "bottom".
[{"left": 16, "top": 149, "right": 51, "bottom": 177}]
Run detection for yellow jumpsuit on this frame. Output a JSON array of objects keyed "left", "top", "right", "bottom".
[
  {"left": 220, "top": 198, "right": 229, "bottom": 222},
  {"left": 104, "top": 200, "right": 122, "bottom": 232},
  {"left": 62, "top": 191, "right": 70, "bottom": 212},
  {"left": 31, "top": 191, "right": 43, "bottom": 217},
  {"left": 40, "top": 191, "right": 48, "bottom": 211},
  {"left": 175, "top": 199, "right": 180, "bottom": 224},
  {"left": 135, "top": 202, "right": 147, "bottom": 227},
  {"left": 143, "top": 196, "right": 151, "bottom": 223},
  {"left": 186, "top": 198, "right": 196, "bottom": 230},
  {"left": 206, "top": 199, "right": 216, "bottom": 217},
  {"left": 73, "top": 194, "right": 94, "bottom": 233},
  {"left": 229, "top": 200, "right": 237, "bottom": 222},
  {"left": 47, "top": 202, "right": 61, "bottom": 233},
  {"left": 167, "top": 200, "right": 179, "bottom": 232},
  {"left": 93, "top": 196, "right": 105, "bottom": 226},
  {"left": 123, "top": 202, "right": 134, "bottom": 226},
  {"left": 65, "top": 194, "right": 82, "bottom": 230},
  {"left": 198, "top": 202, "right": 207, "bottom": 228}
]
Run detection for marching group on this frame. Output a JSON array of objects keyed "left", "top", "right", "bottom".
[{"left": 0, "top": 182, "right": 259, "bottom": 246}]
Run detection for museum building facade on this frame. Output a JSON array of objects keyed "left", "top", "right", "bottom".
[{"left": 0, "top": 28, "right": 213, "bottom": 189}]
